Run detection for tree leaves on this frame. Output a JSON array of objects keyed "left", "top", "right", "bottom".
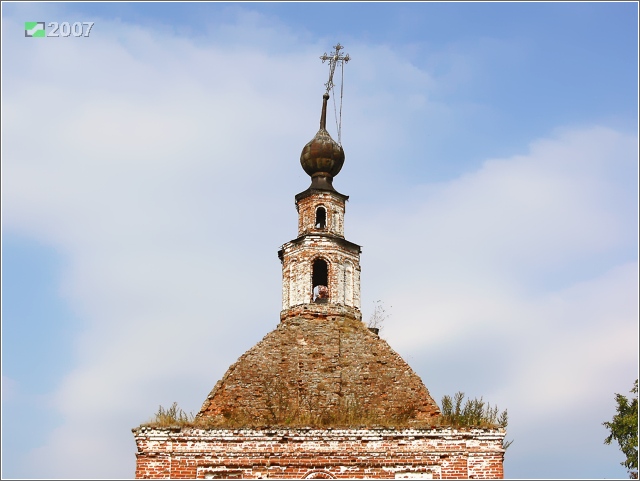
[{"left": 603, "top": 379, "right": 638, "bottom": 479}]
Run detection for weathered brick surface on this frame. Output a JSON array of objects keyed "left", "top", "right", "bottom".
[
  {"left": 296, "top": 191, "right": 346, "bottom": 238},
  {"left": 197, "top": 316, "right": 440, "bottom": 424},
  {"left": 133, "top": 101, "right": 506, "bottom": 479},
  {"left": 132, "top": 427, "right": 505, "bottom": 479},
  {"left": 279, "top": 236, "right": 361, "bottom": 315},
  {"left": 280, "top": 303, "right": 362, "bottom": 323},
  {"left": 279, "top": 189, "right": 361, "bottom": 318}
]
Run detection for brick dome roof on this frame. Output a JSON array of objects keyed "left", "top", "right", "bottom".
[{"left": 197, "top": 317, "right": 441, "bottom": 427}]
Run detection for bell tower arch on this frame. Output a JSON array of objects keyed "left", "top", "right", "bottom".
[{"left": 277, "top": 50, "right": 361, "bottom": 322}]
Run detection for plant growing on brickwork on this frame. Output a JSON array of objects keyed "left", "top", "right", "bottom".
[
  {"left": 144, "top": 402, "right": 194, "bottom": 427},
  {"left": 439, "top": 392, "right": 513, "bottom": 450},
  {"left": 216, "top": 372, "right": 421, "bottom": 429},
  {"left": 260, "top": 372, "right": 377, "bottom": 428},
  {"left": 367, "top": 300, "right": 391, "bottom": 333},
  {"left": 262, "top": 373, "right": 299, "bottom": 424},
  {"left": 603, "top": 379, "right": 638, "bottom": 479}
]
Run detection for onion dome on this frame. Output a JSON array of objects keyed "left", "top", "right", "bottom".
[{"left": 300, "top": 93, "right": 345, "bottom": 190}]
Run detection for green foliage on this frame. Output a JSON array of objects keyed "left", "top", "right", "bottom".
[
  {"left": 141, "top": 392, "right": 420, "bottom": 430},
  {"left": 142, "top": 392, "right": 514, "bottom": 443},
  {"left": 603, "top": 379, "right": 638, "bottom": 479},
  {"left": 144, "top": 402, "right": 194, "bottom": 427},
  {"left": 251, "top": 373, "right": 420, "bottom": 428},
  {"left": 440, "top": 391, "right": 513, "bottom": 450}
]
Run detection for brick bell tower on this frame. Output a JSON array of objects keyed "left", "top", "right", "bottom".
[
  {"left": 133, "top": 43, "right": 507, "bottom": 480},
  {"left": 277, "top": 89, "right": 362, "bottom": 323}
]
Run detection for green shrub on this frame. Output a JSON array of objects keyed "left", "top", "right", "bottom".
[
  {"left": 143, "top": 402, "right": 194, "bottom": 427},
  {"left": 439, "top": 391, "right": 513, "bottom": 450}
]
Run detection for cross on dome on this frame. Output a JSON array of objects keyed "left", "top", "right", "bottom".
[{"left": 320, "top": 43, "right": 350, "bottom": 94}]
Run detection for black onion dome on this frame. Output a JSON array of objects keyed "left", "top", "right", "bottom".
[
  {"left": 300, "top": 93, "right": 345, "bottom": 179},
  {"left": 300, "top": 130, "right": 345, "bottom": 177}
]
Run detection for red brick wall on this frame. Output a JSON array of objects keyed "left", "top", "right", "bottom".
[
  {"left": 296, "top": 191, "right": 346, "bottom": 238},
  {"left": 133, "top": 427, "right": 505, "bottom": 479},
  {"left": 279, "top": 236, "right": 361, "bottom": 314},
  {"left": 280, "top": 189, "right": 361, "bottom": 315}
]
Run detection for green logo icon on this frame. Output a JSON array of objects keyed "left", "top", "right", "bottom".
[{"left": 25, "top": 22, "right": 45, "bottom": 37}]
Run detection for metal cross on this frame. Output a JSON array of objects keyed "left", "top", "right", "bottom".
[{"left": 320, "top": 43, "right": 350, "bottom": 94}]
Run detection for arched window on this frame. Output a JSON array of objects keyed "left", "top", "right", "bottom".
[
  {"left": 312, "top": 258, "right": 329, "bottom": 302},
  {"left": 303, "top": 471, "right": 336, "bottom": 479},
  {"left": 315, "top": 206, "right": 327, "bottom": 229}
]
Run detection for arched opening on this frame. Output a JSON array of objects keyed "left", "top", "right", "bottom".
[
  {"left": 303, "top": 471, "right": 336, "bottom": 479},
  {"left": 315, "top": 206, "right": 327, "bottom": 229},
  {"left": 312, "top": 258, "right": 329, "bottom": 303}
]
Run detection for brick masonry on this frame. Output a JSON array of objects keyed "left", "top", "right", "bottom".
[
  {"left": 296, "top": 191, "right": 347, "bottom": 238},
  {"left": 132, "top": 427, "right": 506, "bottom": 479},
  {"left": 197, "top": 317, "right": 441, "bottom": 425},
  {"left": 279, "top": 189, "right": 361, "bottom": 319},
  {"left": 133, "top": 315, "right": 506, "bottom": 479},
  {"left": 133, "top": 92, "right": 506, "bottom": 479}
]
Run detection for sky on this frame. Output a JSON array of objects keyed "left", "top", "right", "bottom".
[{"left": 1, "top": 1, "right": 638, "bottom": 479}]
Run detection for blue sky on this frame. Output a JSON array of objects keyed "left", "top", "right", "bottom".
[{"left": 2, "top": 2, "right": 638, "bottom": 479}]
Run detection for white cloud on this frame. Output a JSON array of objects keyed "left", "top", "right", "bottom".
[
  {"left": 357, "top": 125, "right": 636, "bottom": 289},
  {"left": 350, "top": 124, "right": 637, "bottom": 478},
  {"left": 1, "top": 375, "right": 19, "bottom": 404},
  {"left": 508, "top": 262, "right": 637, "bottom": 410}
]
